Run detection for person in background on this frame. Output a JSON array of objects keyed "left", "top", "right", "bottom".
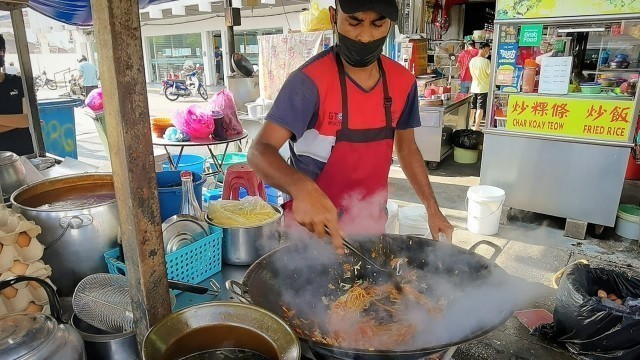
[
  {"left": 0, "top": 34, "right": 34, "bottom": 156},
  {"left": 469, "top": 42, "right": 491, "bottom": 131},
  {"left": 77, "top": 55, "right": 99, "bottom": 96},
  {"left": 214, "top": 46, "right": 223, "bottom": 85},
  {"left": 5, "top": 62, "right": 20, "bottom": 75},
  {"left": 457, "top": 40, "right": 479, "bottom": 94}
]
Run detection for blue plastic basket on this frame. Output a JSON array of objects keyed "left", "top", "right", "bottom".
[{"left": 104, "top": 227, "right": 222, "bottom": 293}]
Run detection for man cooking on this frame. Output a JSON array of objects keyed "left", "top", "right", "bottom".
[
  {"left": 0, "top": 34, "right": 34, "bottom": 156},
  {"left": 248, "top": 0, "right": 453, "bottom": 251}
]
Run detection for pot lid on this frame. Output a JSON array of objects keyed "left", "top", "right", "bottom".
[
  {"left": 0, "top": 151, "right": 19, "bottom": 167},
  {"left": 162, "top": 215, "right": 209, "bottom": 254},
  {"left": 231, "top": 53, "right": 255, "bottom": 78},
  {"left": 0, "top": 313, "right": 58, "bottom": 359}
]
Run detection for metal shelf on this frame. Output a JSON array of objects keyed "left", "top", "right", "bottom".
[{"left": 597, "top": 67, "right": 640, "bottom": 72}]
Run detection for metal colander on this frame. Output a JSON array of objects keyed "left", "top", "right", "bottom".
[{"left": 72, "top": 273, "right": 136, "bottom": 334}]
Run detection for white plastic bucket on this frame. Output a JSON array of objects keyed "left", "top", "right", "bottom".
[
  {"left": 398, "top": 205, "right": 429, "bottom": 236},
  {"left": 615, "top": 204, "right": 640, "bottom": 240},
  {"left": 385, "top": 200, "right": 399, "bottom": 234},
  {"left": 466, "top": 185, "right": 506, "bottom": 235}
]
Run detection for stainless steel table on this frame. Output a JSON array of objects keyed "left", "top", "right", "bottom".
[{"left": 152, "top": 130, "right": 249, "bottom": 178}]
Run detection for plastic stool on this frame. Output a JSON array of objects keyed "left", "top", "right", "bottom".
[{"left": 222, "top": 164, "right": 266, "bottom": 201}]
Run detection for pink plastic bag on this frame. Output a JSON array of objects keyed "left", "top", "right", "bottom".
[
  {"left": 207, "top": 89, "right": 244, "bottom": 139},
  {"left": 85, "top": 88, "right": 104, "bottom": 112},
  {"left": 172, "top": 105, "right": 215, "bottom": 139}
]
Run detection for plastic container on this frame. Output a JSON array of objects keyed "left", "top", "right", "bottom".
[
  {"left": 162, "top": 154, "right": 206, "bottom": 174},
  {"left": 104, "top": 227, "right": 223, "bottom": 294},
  {"left": 37, "top": 98, "right": 84, "bottom": 159},
  {"left": 466, "top": 185, "right": 506, "bottom": 236},
  {"left": 156, "top": 171, "right": 206, "bottom": 221},
  {"left": 580, "top": 82, "right": 602, "bottom": 94},
  {"left": 454, "top": 146, "right": 479, "bottom": 164},
  {"left": 522, "top": 60, "right": 538, "bottom": 93},
  {"left": 236, "top": 185, "right": 283, "bottom": 206},
  {"left": 398, "top": 205, "right": 429, "bottom": 236},
  {"left": 386, "top": 200, "right": 399, "bottom": 234},
  {"left": 615, "top": 204, "right": 640, "bottom": 240}
]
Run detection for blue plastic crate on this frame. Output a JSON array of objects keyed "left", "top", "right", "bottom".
[{"left": 104, "top": 227, "right": 223, "bottom": 293}]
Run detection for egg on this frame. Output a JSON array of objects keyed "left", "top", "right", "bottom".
[
  {"left": 25, "top": 302, "right": 43, "bottom": 313},
  {"left": 16, "top": 232, "right": 31, "bottom": 248},
  {"left": 597, "top": 290, "right": 607, "bottom": 299},
  {"left": 9, "top": 261, "right": 29, "bottom": 275},
  {"left": 0, "top": 286, "right": 18, "bottom": 299},
  {"left": 608, "top": 293, "right": 619, "bottom": 301},
  {"left": 29, "top": 281, "right": 42, "bottom": 289}
]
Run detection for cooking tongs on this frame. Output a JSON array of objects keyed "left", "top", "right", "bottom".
[{"left": 324, "top": 226, "right": 387, "bottom": 272}]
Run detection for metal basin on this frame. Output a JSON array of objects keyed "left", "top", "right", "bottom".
[
  {"left": 206, "top": 205, "right": 283, "bottom": 266},
  {"left": 142, "top": 302, "right": 300, "bottom": 360},
  {"left": 0, "top": 151, "right": 26, "bottom": 200},
  {"left": 11, "top": 173, "right": 119, "bottom": 296}
]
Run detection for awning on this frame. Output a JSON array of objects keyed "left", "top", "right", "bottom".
[{"left": 27, "top": 0, "right": 173, "bottom": 26}]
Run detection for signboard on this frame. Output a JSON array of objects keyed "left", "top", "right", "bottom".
[
  {"left": 507, "top": 95, "right": 633, "bottom": 142},
  {"left": 496, "top": 43, "right": 519, "bottom": 86},
  {"left": 496, "top": 0, "right": 640, "bottom": 19},
  {"left": 538, "top": 57, "right": 572, "bottom": 95},
  {"left": 499, "top": 25, "right": 518, "bottom": 44},
  {"left": 519, "top": 25, "right": 543, "bottom": 47},
  {"left": 500, "top": 66, "right": 524, "bottom": 92}
]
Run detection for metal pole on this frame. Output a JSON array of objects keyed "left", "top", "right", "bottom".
[
  {"left": 9, "top": 6, "right": 46, "bottom": 157},
  {"left": 90, "top": 0, "right": 171, "bottom": 349},
  {"left": 224, "top": 0, "right": 236, "bottom": 69}
]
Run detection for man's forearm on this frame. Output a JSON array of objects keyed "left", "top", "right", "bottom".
[
  {"left": 248, "top": 142, "right": 314, "bottom": 198},
  {"left": 396, "top": 139, "right": 441, "bottom": 214},
  {"left": 0, "top": 114, "right": 29, "bottom": 129}
]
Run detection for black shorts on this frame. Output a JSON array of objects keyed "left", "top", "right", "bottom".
[
  {"left": 0, "top": 128, "right": 34, "bottom": 156},
  {"left": 471, "top": 93, "right": 488, "bottom": 111}
]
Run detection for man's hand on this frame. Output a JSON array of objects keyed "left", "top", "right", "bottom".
[
  {"left": 428, "top": 210, "right": 454, "bottom": 242},
  {"left": 291, "top": 181, "right": 345, "bottom": 254}
]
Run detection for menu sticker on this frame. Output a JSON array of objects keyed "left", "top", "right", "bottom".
[
  {"left": 496, "top": 43, "right": 518, "bottom": 86},
  {"left": 519, "top": 24, "right": 543, "bottom": 47},
  {"left": 499, "top": 25, "right": 518, "bottom": 43},
  {"left": 538, "top": 56, "right": 572, "bottom": 95}
]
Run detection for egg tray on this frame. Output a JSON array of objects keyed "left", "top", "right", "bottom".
[
  {"left": 0, "top": 240, "right": 46, "bottom": 272},
  {"left": 0, "top": 278, "right": 54, "bottom": 317},
  {"left": 0, "top": 207, "right": 42, "bottom": 246},
  {"left": 0, "top": 260, "right": 52, "bottom": 287}
]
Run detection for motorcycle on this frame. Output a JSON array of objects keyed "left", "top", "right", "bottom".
[
  {"left": 34, "top": 71, "right": 57, "bottom": 91},
  {"left": 60, "top": 75, "right": 85, "bottom": 100},
  {"left": 163, "top": 70, "right": 208, "bottom": 101}
]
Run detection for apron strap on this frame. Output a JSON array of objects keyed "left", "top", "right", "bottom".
[{"left": 335, "top": 52, "right": 393, "bottom": 130}]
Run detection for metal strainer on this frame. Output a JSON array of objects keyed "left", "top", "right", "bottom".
[{"left": 72, "top": 273, "right": 136, "bottom": 334}]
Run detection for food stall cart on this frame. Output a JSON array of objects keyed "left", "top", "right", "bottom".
[{"left": 481, "top": 0, "right": 640, "bottom": 239}]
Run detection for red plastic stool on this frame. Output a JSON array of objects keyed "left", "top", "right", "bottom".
[{"left": 222, "top": 164, "right": 267, "bottom": 201}]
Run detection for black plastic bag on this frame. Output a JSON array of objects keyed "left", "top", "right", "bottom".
[
  {"left": 551, "top": 264, "right": 640, "bottom": 360},
  {"left": 451, "top": 129, "right": 483, "bottom": 150}
]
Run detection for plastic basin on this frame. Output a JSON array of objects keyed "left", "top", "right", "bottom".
[
  {"left": 157, "top": 171, "right": 205, "bottom": 221},
  {"left": 162, "top": 154, "right": 206, "bottom": 174}
]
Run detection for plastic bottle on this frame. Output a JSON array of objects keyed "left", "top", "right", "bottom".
[
  {"left": 522, "top": 59, "right": 538, "bottom": 93},
  {"left": 180, "top": 171, "right": 202, "bottom": 218}
]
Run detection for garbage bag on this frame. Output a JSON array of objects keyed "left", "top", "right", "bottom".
[
  {"left": 207, "top": 89, "right": 244, "bottom": 139},
  {"left": 299, "top": 0, "right": 332, "bottom": 33},
  {"left": 451, "top": 129, "right": 482, "bottom": 150},
  {"left": 550, "top": 264, "right": 640, "bottom": 360}
]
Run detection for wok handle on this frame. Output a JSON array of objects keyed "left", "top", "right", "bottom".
[
  {"left": 226, "top": 280, "right": 252, "bottom": 304},
  {"left": 468, "top": 240, "right": 502, "bottom": 263},
  {"left": 168, "top": 280, "right": 209, "bottom": 295}
]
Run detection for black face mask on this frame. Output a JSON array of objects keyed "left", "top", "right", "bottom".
[{"left": 337, "top": 32, "right": 387, "bottom": 68}]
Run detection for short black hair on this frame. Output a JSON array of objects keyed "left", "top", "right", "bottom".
[
  {"left": 0, "top": 34, "right": 5, "bottom": 52},
  {"left": 478, "top": 42, "right": 490, "bottom": 50}
]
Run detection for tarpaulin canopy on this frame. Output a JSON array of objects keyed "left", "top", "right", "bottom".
[{"left": 28, "top": 0, "right": 174, "bottom": 26}]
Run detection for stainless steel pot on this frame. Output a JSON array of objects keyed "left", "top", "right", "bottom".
[
  {"left": 142, "top": 302, "right": 300, "bottom": 360},
  {"left": 70, "top": 314, "right": 138, "bottom": 360},
  {"left": 206, "top": 205, "right": 283, "bottom": 265},
  {"left": 0, "top": 151, "right": 27, "bottom": 200},
  {"left": 0, "top": 276, "right": 86, "bottom": 360},
  {"left": 11, "top": 174, "right": 119, "bottom": 296}
]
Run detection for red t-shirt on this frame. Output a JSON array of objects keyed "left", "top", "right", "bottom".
[{"left": 458, "top": 48, "right": 480, "bottom": 82}]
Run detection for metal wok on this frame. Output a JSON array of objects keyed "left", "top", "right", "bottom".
[{"left": 227, "top": 235, "right": 518, "bottom": 360}]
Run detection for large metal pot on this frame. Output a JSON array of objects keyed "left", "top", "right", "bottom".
[
  {"left": 0, "top": 276, "right": 86, "bottom": 360},
  {"left": 206, "top": 205, "right": 283, "bottom": 265},
  {"left": 142, "top": 302, "right": 300, "bottom": 360},
  {"left": 0, "top": 151, "right": 27, "bottom": 200},
  {"left": 70, "top": 314, "right": 138, "bottom": 360},
  {"left": 11, "top": 173, "right": 119, "bottom": 296}
]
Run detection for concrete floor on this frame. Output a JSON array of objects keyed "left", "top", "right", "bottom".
[{"left": 54, "top": 89, "right": 640, "bottom": 360}]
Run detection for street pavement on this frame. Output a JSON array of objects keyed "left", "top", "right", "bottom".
[{"left": 38, "top": 86, "right": 640, "bottom": 360}]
